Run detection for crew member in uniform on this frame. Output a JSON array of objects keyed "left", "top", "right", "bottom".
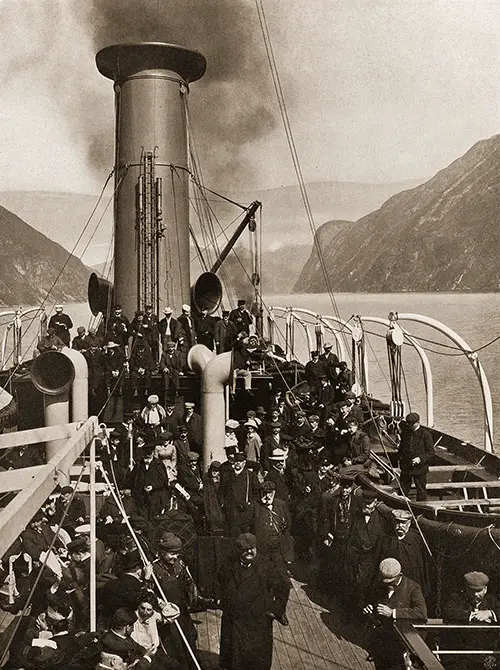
[{"left": 48, "top": 304, "right": 73, "bottom": 346}]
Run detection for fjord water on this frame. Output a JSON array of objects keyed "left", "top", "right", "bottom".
[
  {"left": 268, "top": 293, "right": 500, "bottom": 452},
  {"left": 7, "top": 293, "right": 500, "bottom": 451}
]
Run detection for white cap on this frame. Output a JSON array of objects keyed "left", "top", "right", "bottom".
[
  {"left": 182, "top": 304, "right": 191, "bottom": 312},
  {"left": 163, "top": 307, "right": 173, "bottom": 314}
]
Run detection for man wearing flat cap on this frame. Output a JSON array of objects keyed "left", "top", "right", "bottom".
[
  {"left": 363, "top": 558, "right": 427, "bottom": 670},
  {"left": 443, "top": 571, "right": 500, "bottom": 667},
  {"left": 378, "top": 508, "right": 430, "bottom": 595},
  {"left": 217, "top": 532, "right": 290, "bottom": 670},
  {"left": 398, "top": 412, "right": 435, "bottom": 501},
  {"left": 152, "top": 532, "right": 199, "bottom": 666}
]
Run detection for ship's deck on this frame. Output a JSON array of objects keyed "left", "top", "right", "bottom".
[
  {"left": 0, "top": 570, "right": 375, "bottom": 670},
  {"left": 195, "top": 569, "right": 375, "bottom": 670}
]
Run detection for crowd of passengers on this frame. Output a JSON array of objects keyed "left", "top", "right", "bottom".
[
  {"left": 1, "top": 305, "right": 497, "bottom": 669},
  {"left": 36, "top": 301, "right": 298, "bottom": 416},
  {"left": 1, "top": 390, "right": 499, "bottom": 670}
]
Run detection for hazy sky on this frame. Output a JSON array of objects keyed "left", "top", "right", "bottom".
[{"left": 0, "top": 0, "right": 499, "bottom": 194}]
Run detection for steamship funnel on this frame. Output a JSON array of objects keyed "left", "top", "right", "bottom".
[{"left": 96, "top": 43, "right": 206, "bottom": 317}]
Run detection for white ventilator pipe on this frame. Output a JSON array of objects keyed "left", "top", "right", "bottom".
[
  {"left": 187, "top": 345, "right": 232, "bottom": 470},
  {"left": 61, "top": 347, "right": 88, "bottom": 422}
]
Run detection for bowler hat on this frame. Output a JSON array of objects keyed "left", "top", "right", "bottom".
[{"left": 234, "top": 532, "right": 256, "bottom": 552}]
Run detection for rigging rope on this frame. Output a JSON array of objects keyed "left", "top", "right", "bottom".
[{"left": 254, "top": 0, "right": 351, "bottom": 358}]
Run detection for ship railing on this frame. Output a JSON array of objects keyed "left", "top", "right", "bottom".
[
  {"left": 409, "top": 622, "right": 500, "bottom": 664},
  {"left": 0, "top": 307, "right": 47, "bottom": 370},
  {"left": 268, "top": 307, "right": 494, "bottom": 452}
]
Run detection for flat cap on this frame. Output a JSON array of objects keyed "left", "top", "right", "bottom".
[
  {"left": 208, "top": 461, "right": 221, "bottom": 471},
  {"left": 309, "top": 415, "right": 320, "bottom": 422},
  {"left": 391, "top": 509, "right": 412, "bottom": 521},
  {"left": 187, "top": 451, "right": 199, "bottom": 462},
  {"left": 60, "top": 486, "right": 73, "bottom": 495},
  {"left": 159, "top": 532, "right": 182, "bottom": 552},
  {"left": 406, "top": 412, "right": 420, "bottom": 424},
  {"left": 345, "top": 391, "right": 356, "bottom": 399},
  {"left": 233, "top": 453, "right": 246, "bottom": 462},
  {"left": 323, "top": 342, "right": 333, "bottom": 349},
  {"left": 182, "top": 304, "right": 190, "bottom": 312},
  {"left": 237, "top": 299, "right": 246, "bottom": 305},
  {"left": 379, "top": 558, "right": 402, "bottom": 582},
  {"left": 340, "top": 473, "right": 357, "bottom": 484},
  {"left": 464, "top": 571, "right": 489, "bottom": 590},
  {"left": 184, "top": 401, "right": 195, "bottom": 408},
  {"left": 163, "top": 306, "right": 173, "bottom": 314},
  {"left": 269, "top": 421, "right": 282, "bottom": 428},
  {"left": 234, "top": 532, "right": 256, "bottom": 552},
  {"left": 261, "top": 481, "right": 276, "bottom": 492}
]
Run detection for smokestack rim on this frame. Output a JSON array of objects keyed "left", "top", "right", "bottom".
[{"left": 96, "top": 42, "right": 206, "bottom": 84}]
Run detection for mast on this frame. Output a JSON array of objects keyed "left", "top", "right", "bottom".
[{"left": 96, "top": 43, "right": 206, "bottom": 317}]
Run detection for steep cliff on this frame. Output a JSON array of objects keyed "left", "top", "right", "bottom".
[
  {"left": 0, "top": 205, "right": 91, "bottom": 306},
  {"left": 295, "top": 135, "right": 500, "bottom": 292}
]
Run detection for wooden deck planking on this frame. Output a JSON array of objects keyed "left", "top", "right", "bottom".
[{"left": 195, "top": 574, "right": 375, "bottom": 670}]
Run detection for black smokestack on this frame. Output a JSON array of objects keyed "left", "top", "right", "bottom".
[{"left": 85, "top": 0, "right": 276, "bottom": 187}]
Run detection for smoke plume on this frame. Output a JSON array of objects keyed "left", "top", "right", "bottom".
[{"left": 84, "top": 0, "right": 277, "bottom": 188}]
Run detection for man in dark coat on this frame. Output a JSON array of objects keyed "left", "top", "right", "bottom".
[
  {"left": 214, "top": 311, "right": 238, "bottom": 354},
  {"left": 221, "top": 454, "right": 261, "bottom": 537},
  {"left": 344, "top": 489, "right": 385, "bottom": 611},
  {"left": 195, "top": 309, "right": 217, "bottom": 351},
  {"left": 103, "top": 340, "right": 126, "bottom": 396},
  {"left": 100, "top": 607, "right": 156, "bottom": 669},
  {"left": 183, "top": 402, "right": 203, "bottom": 454},
  {"left": 52, "top": 485, "right": 87, "bottom": 533},
  {"left": 228, "top": 299, "right": 253, "bottom": 336},
  {"left": 248, "top": 482, "right": 293, "bottom": 573},
  {"left": 71, "top": 325, "right": 91, "bottom": 352},
  {"left": 158, "top": 307, "right": 184, "bottom": 349},
  {"left": 129, "top": 334, "right": 155, "bottom": 398},
  {"left": 304, "top": 350, "right": 328, "bottom": 401},
  {"left": 378, "top": 509, "right": 430, "bottom": 596},
  {"left": 159, "top": 341, "right": 183, "bottom": 397},
  {"left": 443, "top": 571, "right": 500, "bottom": 669},
  {"left": 398, "top": 412, "right": 435, "bottom": 501},
  {"left": 48, "top": 304, "right": 73, "bottom": 346},
  {"left": 320, "top": 342, "right": 339, "bottom": 384},
  {"left": 177, "top": 304, "right": 196, "bottom": 348},
  {"left": 342, "top": 418, "right": 371, "bottom": 469},
  {"left": 143, "top": 304, "right": 160, "bottom": 364},
  {"left": 363, "top": 558, "right": 427, "bottom": 670},
  {"left": 107, "top": 304, "right": 131, "bottom": 350},
  {"left": 217, "top": 533, "right": 290, "bottom": 670}
]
